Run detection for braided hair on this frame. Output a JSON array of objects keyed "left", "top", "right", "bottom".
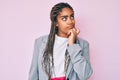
[{"left": 42, "top": 2, "right": 74, "bottom": 79}]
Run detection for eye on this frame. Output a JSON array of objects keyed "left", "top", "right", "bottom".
[
  {"left": 71, "top": 16, "right": 74, "bottom": 20},
  {"left": 62, "top": 17, "right": 67, "bottom": 21}
]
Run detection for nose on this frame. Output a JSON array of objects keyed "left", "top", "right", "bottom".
[{"left": 67, "top": 18, "right": 73, "bottom": 25}]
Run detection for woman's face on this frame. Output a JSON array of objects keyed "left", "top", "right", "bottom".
[{"left": 56, "top": 7, "right": 75, "bottom": 37}]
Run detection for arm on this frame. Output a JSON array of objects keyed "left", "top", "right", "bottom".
[
  {"left": 28, "top": 39, "right": 39, "bottom": 80},
  {"left": 67, "top": 42, "right": 93, "bottom": 80}
]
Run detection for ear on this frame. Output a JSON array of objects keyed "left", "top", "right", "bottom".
[{"left": 56, "top": 22, "right": 58, "bottom": 27}]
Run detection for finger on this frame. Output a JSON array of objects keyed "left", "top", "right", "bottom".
[
  {"left": 73, "top": 28, "right": 79, "bottom": 34},
  {"left": 72, "top": 28, "right": 77, "bottom": 35},
  {"left": 76, "top": 28, "right": 80, "bottom": 34},
  {"left": 72, "top": 28, "right": 77, "bottom": 31},
  {"left": 67, "top": 30, "right": 71, "bottom": 37}
]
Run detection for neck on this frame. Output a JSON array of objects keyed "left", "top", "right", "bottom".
[{"left": 57, "top": 32, "right": 68, "bottom": 38}]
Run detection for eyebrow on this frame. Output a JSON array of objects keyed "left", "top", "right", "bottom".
[{"left": 60, "top": 13, "right": 74, "bottom": 18}]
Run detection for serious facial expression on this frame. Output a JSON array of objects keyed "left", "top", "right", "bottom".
[{"left": 56, "top": 8, "right": 75, "bottom": 37}]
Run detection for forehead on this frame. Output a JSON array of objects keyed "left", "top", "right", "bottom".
[{"left": 59, "top": 8, "right": 74, "bottom": 16}]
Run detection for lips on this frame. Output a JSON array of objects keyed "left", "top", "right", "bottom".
[{"left": 67, "top": 26, "right": 74, "bottom": 29}]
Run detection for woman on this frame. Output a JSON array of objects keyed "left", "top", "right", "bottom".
[{"left": 29, "top": 2, "right": 93, "bottom": 80}]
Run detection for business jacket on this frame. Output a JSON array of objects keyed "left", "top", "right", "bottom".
[{"left": 29, "top": 35, "right": 93, "bottom": 80}]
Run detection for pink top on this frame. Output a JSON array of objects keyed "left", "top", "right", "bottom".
[{"left": 51, "top": 76, "right": 66, "bottom": 80}]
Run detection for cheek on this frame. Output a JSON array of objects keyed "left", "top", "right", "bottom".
[
  {"left": 73, "top": 20, "right": 75, "bottom": 24},
  {"left": 58, "top": 21, "right": 66, "bottom": 27}
]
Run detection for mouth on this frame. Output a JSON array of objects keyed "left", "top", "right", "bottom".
[{"left": 67, "top": 26, "right": 74, "bottom": 29}]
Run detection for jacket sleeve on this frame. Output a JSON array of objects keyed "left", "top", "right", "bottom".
[
  {"left": 67, "top": 41, "right": 93, "bottom": 80},
  {"left": 28, "top": 39, "right": 39, "bottom": 80}
]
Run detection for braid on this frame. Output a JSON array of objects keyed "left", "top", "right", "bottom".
[{"left": 42, "top": 2, "right": 74, "bottom": 79}]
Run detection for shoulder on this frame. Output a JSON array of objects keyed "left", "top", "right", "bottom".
[
  {"left": 36, "top": 35, "right": 48, "bottom": 41},
  {"left": 35, "top": 35, "right": 49, "bottom": 46}
]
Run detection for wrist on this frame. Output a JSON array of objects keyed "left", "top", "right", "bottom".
[{"left": 68, "top": 42, "right": 74, "bottom": 46}]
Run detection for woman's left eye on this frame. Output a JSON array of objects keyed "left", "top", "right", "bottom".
[{"left": 71, "top": 16, "right": 74, "bottom": 20}]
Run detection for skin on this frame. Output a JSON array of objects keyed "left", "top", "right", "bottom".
[{"left": 56, "top": 8, "right": 80, "bottom": 45}]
